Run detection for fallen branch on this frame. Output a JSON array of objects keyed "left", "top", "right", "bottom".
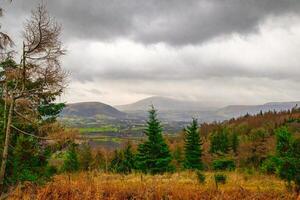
[{"left": 11, "top": 125, "right": 51, "bottom": 140}]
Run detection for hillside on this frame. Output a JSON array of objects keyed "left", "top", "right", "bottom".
[
  {"left": 116, "top": 96, "right": 217, "bottom": 111},
  {"left": 61, "top": 102, "right": 126, "bottom": 118},
  {"left": 61, "top": 100, "right": 300, "bottom": 123},
  {"left": 217, "top": 101, "right": 300, "bottom": 118}
]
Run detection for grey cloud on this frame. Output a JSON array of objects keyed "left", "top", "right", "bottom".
[
  {"left": 70, "top": 62, "right": 300, "bottom": 83},
  {"left": 4, "top": 0, "right": 300, "bottom": 45}
]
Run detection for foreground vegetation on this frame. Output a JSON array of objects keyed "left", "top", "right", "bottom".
[
  {"left": 8, "top": 171, "right": 296, "bottom": 200},
  {"left": 1, "top": 3, "right": 300, "bottom": 199}
]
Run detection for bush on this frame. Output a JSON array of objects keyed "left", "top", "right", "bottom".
[
  {"left": 214, "top": 173, "right": 227, "bottom": 188},
  {"left": 212, "top": 158, "right": 235, "bottom": 171},
  {"left": 196, "top": 171, "right": 205, "bottom": 184},
  {"left": 62, "top": 144, "right": 79, "bottom": 173},
  {"left": 261, "top": 156, "right": 282, "bottom": 174}
]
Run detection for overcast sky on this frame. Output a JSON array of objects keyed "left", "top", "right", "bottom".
[{"left": 1, "top": 0, "right": 300, "bottom": 106}]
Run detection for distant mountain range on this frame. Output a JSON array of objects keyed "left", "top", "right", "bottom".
[
  {"left": 61, "top": 97, "right": 300, "bottom": 122},
  {"left": 217, "top": 101, "right": 300, "bottom": 118},
  {"left": 61, "top": 102, "right": 126, "bottom": 118},
  {"left": 116, "top": 96, "right": 217, "bottom": 111}
]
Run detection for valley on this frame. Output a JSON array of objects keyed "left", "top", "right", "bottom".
[{"left": 59, "top": 96, "right": 300, "bottom": 149}]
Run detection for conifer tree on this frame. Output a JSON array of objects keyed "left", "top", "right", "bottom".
[
  {"left": 209, "top": 127, "right": 230, "bottom": 155},
  {"left": 62, "top": 144, "right": 79, "bottom": 172},
  {"left": 184, "top": 118, "right": 203, "bottom": 170},
  {"left": 122, "top": 143, "right": 136, "bottom": 172},
  {"left": 136, "top": 106, "right": 173, "bottom": 174},
  {"left": 109, "top": 143, "right": 135, "bottom": 174},
  {"left": 231, "top": 132, "right": 239, "bottom": 155}
]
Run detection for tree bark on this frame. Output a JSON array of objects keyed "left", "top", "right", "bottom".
[
  {"left": 2, "top": 84, "right": 7, "bottom": 134},
  {"left": 0, "top": 98, "right": 14, "bottom": 194}
]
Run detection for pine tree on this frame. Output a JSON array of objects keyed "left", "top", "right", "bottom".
[
  {"left": 122, "top": 143, "right": 136, "bottom": 173},
  {"left": 62, "top": 144, "right": 79, "bottom": 173},
  {"left": 136, "top": 106, "right": 173, "bottom": 174},
  {"left": 209, "top": 127, "right": 230, "bottom": 155},
  {"left": 231, "top": 132, "right": 239, "bottom": 155},
  {"left": 275, "top": 127, "right": 293, "bottom": 157},
  {"left": 184, "top": 118, "right": 203, "bottom": 170},
  {"left": 109, "top": 143, "right": 135, "bottom": 174}
]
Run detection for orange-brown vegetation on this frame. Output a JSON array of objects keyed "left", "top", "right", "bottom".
[{"left": 8, "top": 172, "right": 297, "bottom": 200}]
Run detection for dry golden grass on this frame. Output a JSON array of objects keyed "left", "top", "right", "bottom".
[{"left": 8, "top": 171, "right": 298, "bottom": 200}]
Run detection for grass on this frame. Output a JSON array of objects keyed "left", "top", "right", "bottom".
[
  {"left": 93, "top": 136, "right": 123, "bottom": 143},
  {"left": 8, "top": 171, "right": 297, "bottom": 200}
]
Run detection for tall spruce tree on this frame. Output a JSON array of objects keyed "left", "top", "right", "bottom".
[
  {"left": 136, "top": 106, "right": 173, "bottom": 174},
  {"left": 184, "top": 118, "right": 203, "bottom": 170}
]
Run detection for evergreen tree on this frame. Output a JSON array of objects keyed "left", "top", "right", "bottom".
[
  {"left": 209, "top": 127, "right": 230, "bottom": 155},
  {"left": 275, "top": 127, "right": 293, "bottom": 157},
  {"left": 62, "top": 144, "right": 79, "bottom": 173},
  {"left": 122, "top": 143, "right": 136, "bottom": 173},
  {"left": 231, "top": 132, "right": 239, "bottom": 155},
  {"left": 268, "top": 127, "right": 300, "bottom": 192},
  {"left": 136, "top": 106, "right": 173, "bottom": 174},
  {"left": 184, "top": 118, "right": 203, "bottom": 170},
  {"left": 109, "top": 143, "right": 135, "bottom": 174}
]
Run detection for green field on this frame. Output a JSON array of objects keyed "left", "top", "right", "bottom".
[{"left": 79, "top": 125, "right": 119, "bottom": 133}]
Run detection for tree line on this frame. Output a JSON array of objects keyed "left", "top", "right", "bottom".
[{"left": 1, "top": 2, "right": 300, "bottom": 196}]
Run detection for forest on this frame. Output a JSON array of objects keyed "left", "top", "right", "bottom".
[{"left": 1, "top": 3, "right": 300, "bottom": 200}]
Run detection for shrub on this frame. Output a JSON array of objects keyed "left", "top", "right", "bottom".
[
  {"left": 212, "top": 158, "right": 235, "bottom": 171},
  {"left": 261, "top": 156, "right": 282, "bottom": 174},
  {"left": 196, "top": 171, "right": 205, "bottom": 184},
  {"left": 214, "top": 173, "right": 227, "bottom": 188},
  {"left": 62, "top": 144, "right": 79, "bottom": 173}
]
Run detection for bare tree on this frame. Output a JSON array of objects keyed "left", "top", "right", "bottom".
[{"left": 0, "top": 4, "right": 67, "bottom": 193}]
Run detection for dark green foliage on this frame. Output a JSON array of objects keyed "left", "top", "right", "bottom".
[
  {"left": 277, "top": 157, "right": 299, "bottom": 184},
  {"left": 292, "top": 138, "right": 300, "bottom": 158},
  {"left": 261, "top": 156, "right": 282, "bottom": 174},
  {"left": 9, "top": 135, "right": 48, "bottom": 184},
  {"left": 110, "top": 143, "right": 135, "bottom": 174},
  {"left": 267, "top": 127, "right": 300, "bottom": 192},
  {"left": 230, "top": 132, "right": 239, "bottom": 155},
  {"left": 38, "top": 103, "right": 65, "bottom": 123},
  {"left": 196, "top": 171, "right": 206, "bottom": 184},
  {"left": 184, "top": 118, "right": 203, "bottom": 170},
  {"left": 209, "top": 127, "right": 230, "bottom": 155},
  {"left": 78, "top": 143, "right": 93, "bottom": 171},
  {"left": 214, "top": 173, "right": 227, "bottom": 187},
  {"left": 62, "top": 144, "right": 79, "bottom": 173},
  {"left": 122, "top": 143, "right": 136, "bottom": 172},
  {"left": 275, "top": 127, "right": 293, "bottom": 157},
  {"left": 136, "top": 106, "right": 173, "bottom": 174},
  {"left": 212, "top": 157, "right": 235, "bottom": 171}
]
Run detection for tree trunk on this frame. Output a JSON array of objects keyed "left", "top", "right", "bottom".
[
  {"left": 0, "top": 98, "right": 14, "bottom": 194},
  {"left": 2, "top": 84, "right": 7, "bottom": 134}
]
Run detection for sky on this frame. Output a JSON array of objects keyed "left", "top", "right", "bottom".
[{"left": 1, "top": 0, "right": 300, "bottom": 106}]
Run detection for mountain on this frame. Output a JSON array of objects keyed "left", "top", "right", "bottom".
[
  {"left": 217, "top": 101, "right": 300, "bottom": 118},
  {"left": 60, "top": 99, "right": 300, "bottom": 124},
  {"left": 116, "top": 96, "right": 217, "bottom": 111},
  {"left": 61, "top": 102, "right": 126, "bottom": 118}
]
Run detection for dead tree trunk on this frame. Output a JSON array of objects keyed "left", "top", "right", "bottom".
[{"left": 0, "top": 98, "right": 14, "bottom": 194}]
